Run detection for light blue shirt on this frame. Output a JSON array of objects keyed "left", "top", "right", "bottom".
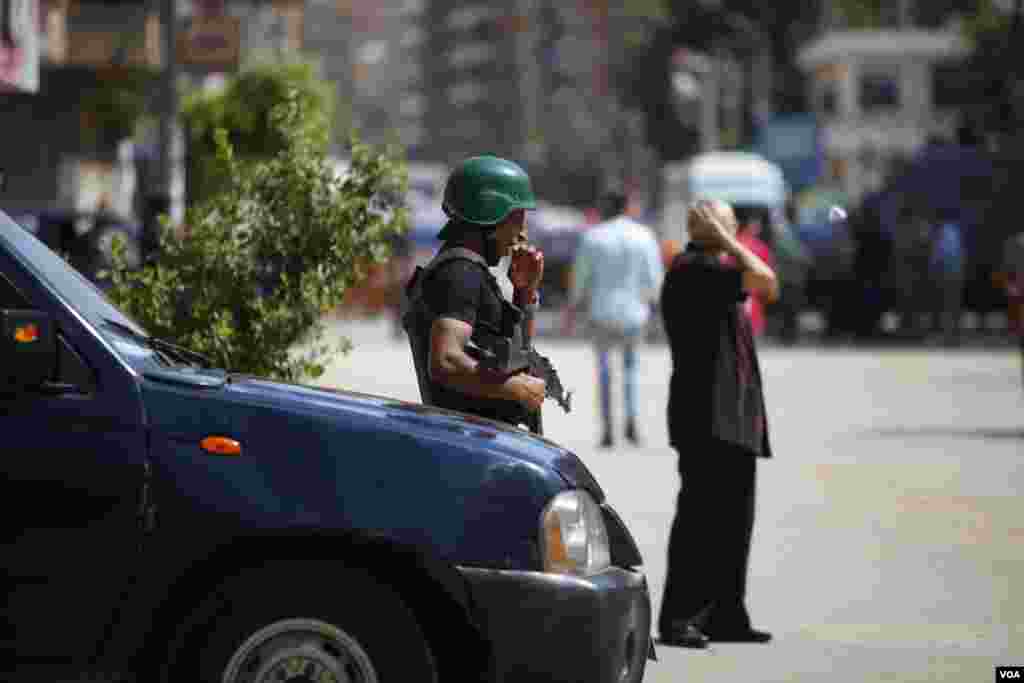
[{"left": 570, "top": 216, "right": 664, "bottom": 332}]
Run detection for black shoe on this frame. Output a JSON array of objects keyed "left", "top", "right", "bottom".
[
  {"left": 657, "top": 623, "right": 709, "bottom": 649},
  {"left": 599, "top": 433, "right": 614, "bottom": 448},
  {"left": 625, "top": 420, "right": 640, "bottom": 445},
  {"left": 704, "top": 628, "right": 772, "bottom": 643}
]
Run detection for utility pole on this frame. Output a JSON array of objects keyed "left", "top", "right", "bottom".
[
  {"left": 719, "top": 11, "right": 770, "bottom": 148},
  {"left": 701, "top": 50, "right": 720, "bottom": 152},
  {"left": 897, "top": 0, "right": 913, "bottom": 28},
  {"left": 146, "top": 0, "right": 179, "bottom": 258}
]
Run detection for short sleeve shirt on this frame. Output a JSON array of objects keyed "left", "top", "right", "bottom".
[
  {"left": 421, "top": 252, "right": 525, "bottom": 424},
  {"left": 660, "top": 246, "right": 771, "bottom": 458}
]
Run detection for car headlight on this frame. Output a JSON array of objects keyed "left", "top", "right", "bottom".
[{"left": 539, "top": 490, "right": 611, "bottom": 576}]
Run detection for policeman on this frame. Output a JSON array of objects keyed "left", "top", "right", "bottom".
[{"left": 403, "top": 155, "right": 546, "bottom": 428}]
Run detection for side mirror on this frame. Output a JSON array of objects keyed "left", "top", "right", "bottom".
[{"left": 0, "top": 309, "right": 57, "bottom": 391}]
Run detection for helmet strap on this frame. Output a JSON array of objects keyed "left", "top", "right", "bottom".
[{"left": 482, "top": 230, "right": 501, "bottom": 267}]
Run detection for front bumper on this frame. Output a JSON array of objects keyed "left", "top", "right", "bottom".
[{"left": 459, "top": 565, "right": 654, "bottom": 683}]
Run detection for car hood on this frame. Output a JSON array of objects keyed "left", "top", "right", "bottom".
[{"left": 146, "top": 370, "right": 605, "bottom": 502}]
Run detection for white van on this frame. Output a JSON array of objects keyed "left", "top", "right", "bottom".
[{"left": 660, "top": 151, "right": 789, "bottom": 245}]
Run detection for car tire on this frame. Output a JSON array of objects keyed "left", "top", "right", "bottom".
[{"left": 169, "top": 562, "right": 438, "bottom": 683}]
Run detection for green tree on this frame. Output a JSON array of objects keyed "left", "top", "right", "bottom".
[
  {"left": 103, "top": 91, "right": 409, "bottom": 382},
  {"left": 628, "top": 0, "right": 821, "bottom": 161},
  {"left": 79, "top": 66, "right": 157, "bottom": 152},
  {"left": 833, "top": 0, "right": 883, "bottom": 28},
  {"left": 182, "top": 59, "right": 336, "bottom": 206}
]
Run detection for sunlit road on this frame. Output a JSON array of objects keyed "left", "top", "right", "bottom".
[{"left": 317, "top": 317, "right": 1024, "bottom": 682}]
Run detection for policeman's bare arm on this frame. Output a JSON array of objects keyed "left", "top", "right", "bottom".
[
  {"left": 721, "top": 233, "right": 780, "bottom": 303},
  {"left": 429, "top": 317, "right": 523, "bottom": 402}
]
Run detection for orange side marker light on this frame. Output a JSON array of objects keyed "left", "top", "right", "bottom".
[
  {"left": 200, "top": 436, "right": 242, "bottom": 456},
  {"left": 14, "top": 324, "right": 39, "bottom": 343}
]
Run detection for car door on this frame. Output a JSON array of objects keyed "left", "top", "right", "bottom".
[{"left": 0, "top": 262, "right": 148, "bottom": 676}]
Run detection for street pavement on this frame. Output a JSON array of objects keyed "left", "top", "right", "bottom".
[{"left": 315, "top": 316, "right": 1024, "bottom": 683}]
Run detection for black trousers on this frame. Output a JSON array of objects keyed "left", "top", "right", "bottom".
[{"left": 658, "top": 440, "right": 758, "bottom": 635}]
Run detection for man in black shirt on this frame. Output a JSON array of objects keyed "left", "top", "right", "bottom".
[
  {"left": 658, "top": 199, "right": 779, "bottom": 649},
  {"left": 404, "top": 156, "right": 546, "bottom": 426}
]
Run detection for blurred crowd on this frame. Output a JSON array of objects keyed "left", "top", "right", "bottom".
[
  {"left": 341, "top": 189, "right": 1024, "bottom": 353},
  {"left": 654, "top": 199, "right": 1022, "bottom": 350}
]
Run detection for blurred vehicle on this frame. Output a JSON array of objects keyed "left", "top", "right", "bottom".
[
  {"left": 661, "top": 151, "right": 791, "bottom": 246},
  {"left": 531, "top": 202, "right": 587, "bottom": 310},
  {"left": 660, "top": 152, "right": 803, "bottom": 268},
  {"left": 9, "top": 207, "right": 144, "bottom": 288},
  {"left": 792, "top": 187, "right": 856, "bottom": 318},
  {"left": 872, "top": 142, "right": 1000, "bottom": 316}
]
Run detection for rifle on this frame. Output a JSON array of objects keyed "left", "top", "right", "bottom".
[
  {"left": 465, "top": 335, "right": 573, "bottom": 434},
  {"left": 525, "top": 348, "right": 572, "bottom": 414}
]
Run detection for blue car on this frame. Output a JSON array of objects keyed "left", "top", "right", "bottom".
[{"left": 0, "top": 208, "right": 653, "bottom": 683}]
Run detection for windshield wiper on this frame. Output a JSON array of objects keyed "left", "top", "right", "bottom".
[{"left": 101, "top": 318, "right": 214, "bottom": 368}]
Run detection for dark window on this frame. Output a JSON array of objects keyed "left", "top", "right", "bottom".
[{"left": 860, "top": 72, "right": 900, "bottom": 110}]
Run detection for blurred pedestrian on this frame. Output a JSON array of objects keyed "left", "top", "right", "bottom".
[
  {"left": 891, "top": 200, "right": 933, "bottom": 338},
  {"left": 566, "top": 187, "right": 663, "bottom": 447},
  {"left": 768, "top": 203, "right": 812, "bottom": 345},
  {"left": 927, "top": 210, "right": 965, "bottom": 346},
  {"left": 725, "top": 207, "right": 775, "bottom": 338},
  {"left": 657, "top": 199, "right": 777, "bottom": 649},
  {"left": 821, "top": 209, "right": 858, "bottom": 341},
  {"left": 850, "top": 194, "right": 892, "bottom": 340},
  {"left": 995, "top": 230, "right": 1024, "bottom": 388}
]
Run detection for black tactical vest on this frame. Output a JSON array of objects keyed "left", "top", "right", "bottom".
[{"left": 401, "top": 248, "right": 529, "bottom": 425}]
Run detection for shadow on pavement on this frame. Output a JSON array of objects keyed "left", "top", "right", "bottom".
[{"left": 866, "top": 427, "right": 1024, "bottom": 440}]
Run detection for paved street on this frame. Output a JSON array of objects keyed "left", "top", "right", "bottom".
[{"left": 316, "top": 317, "right": 1023, "bottom": 682}]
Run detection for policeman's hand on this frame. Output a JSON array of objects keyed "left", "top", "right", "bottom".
[
  {"left": 510, "top": 243, "right": 544, "bottom": 291},
  {"left": 510, "top": 373, "right": 546, "bottom": 412}
]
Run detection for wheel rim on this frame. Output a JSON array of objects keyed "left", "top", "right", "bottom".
[{"left": 222, "top": 618, "right": 379, "bottom": 683}]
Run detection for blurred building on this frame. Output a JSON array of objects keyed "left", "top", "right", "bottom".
[
  {"left": 302, "top": 1, "right": 657, "bottom": 210},
  {"left": 304, "top": 0, "right": 427, "bottom": 156},
  {"left": 533, "top": 0, "right": 659, "bottom": 208},
  {"left": 796, "top": 0, "right": 979, "bottom": 203},
  {"left": 419, "top": 1, "right": 540, "bottom": 179},
  {"left": 3, "top": 1, "right": 658, "bottom": 218},
  {"left": 1, "top": 0, "right": 301, "bottom": 220},
  {"left": 798, "top": 29, "right": 968, "bottom": 203},
  {"left": 1, "top": 0, "right": 163, "bottom": 216}
]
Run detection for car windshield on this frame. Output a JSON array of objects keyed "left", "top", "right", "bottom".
[{"left": 0, "top": 209, "right": 163, "bottom": 369}]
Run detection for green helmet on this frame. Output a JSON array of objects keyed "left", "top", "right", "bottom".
[{"left": 441, "top": 155, "right": 537, "bottom": 227}]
